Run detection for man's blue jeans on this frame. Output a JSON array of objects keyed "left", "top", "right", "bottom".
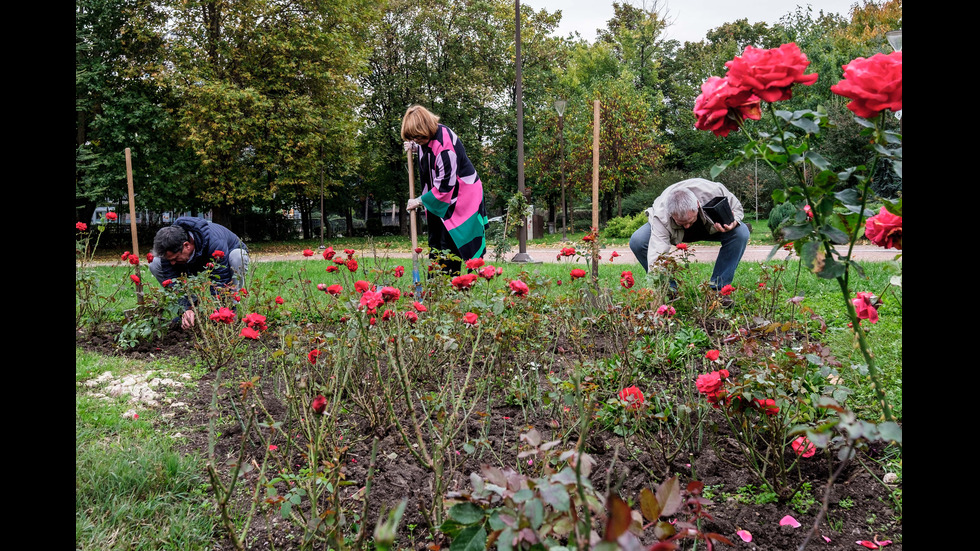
[{"left": 628, "top": 222, "right": 749, "bottom": 288}]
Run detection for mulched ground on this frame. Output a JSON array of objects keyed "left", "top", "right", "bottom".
[{"left": 76, "top": 323, "right": 902, "bottom": 551}]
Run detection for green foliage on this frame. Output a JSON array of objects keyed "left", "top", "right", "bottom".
[
  {"left": 768, "top": 200, "right": 803, "bottom": 239},
  {"left": 602, "top": 212, "right": 646, "bottom": 239}
]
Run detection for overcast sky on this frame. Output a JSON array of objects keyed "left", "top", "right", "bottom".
[{"left": 523, "top": 0, "right": 864, "bottom": 44}]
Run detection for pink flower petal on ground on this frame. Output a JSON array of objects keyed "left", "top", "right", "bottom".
[
  {"left": 779, "top": 515, "right": 801, "bottom": 528},
  {"left": 873, "top": 537, "right": 892, "bottom": 547},
  {"left": 823, "top": 536, "right": 832, "bottom": 543},
  {"left": 736, "top": 530, "right": 752, "bottom": 542},
  {"left": 856, "top": 541, "right": 878, "bottom": 549}
]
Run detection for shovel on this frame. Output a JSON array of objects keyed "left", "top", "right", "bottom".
[{"left": 407, "top": 149, "right": 423, "bottom": 299}]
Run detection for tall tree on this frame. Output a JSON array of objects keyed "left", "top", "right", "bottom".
[
  {"left": 167, "top": 0, "right": 377, "bottom": 229},
  {"left": 76, "top": 0, "right": 194, "bottom": 223}
]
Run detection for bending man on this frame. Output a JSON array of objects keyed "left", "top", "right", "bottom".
[
  {"left": 629, "top": 178, "right": 749, "bottom": 290},
  {"left": 149, "top": 217, "right": 250, "bottom": 328}
]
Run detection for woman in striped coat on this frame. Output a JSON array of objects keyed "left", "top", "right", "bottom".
[{"left": 402, "top": 104, "right": 489, "bottom": 275}]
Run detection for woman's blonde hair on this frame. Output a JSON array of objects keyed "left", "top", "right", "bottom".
[{"left": 401, "top": 104, "right": 440, "bottom": 141}]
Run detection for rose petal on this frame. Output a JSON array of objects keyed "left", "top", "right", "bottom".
[
  {"left": 823, "top": 536, "right": 832, "bottom": 543},
  {"left": 874, "top": 537, "right": 893, "bottom": 547},
  {"left": 856, "top": 541, "right": 878, "bottom": 549},
  {"left": 736, "top": 530, "right": 752, "bottom": 542},
  {"left": 779, "top": 515, "right": 801, "bottom": 528}
]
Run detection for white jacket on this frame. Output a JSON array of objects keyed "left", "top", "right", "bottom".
[{"left": 644, "top": 178, "right": 744, "bottom": 271}]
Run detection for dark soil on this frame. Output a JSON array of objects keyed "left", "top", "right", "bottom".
[{"left": 77, "top": 324, "right": 902, "bottom": 551}]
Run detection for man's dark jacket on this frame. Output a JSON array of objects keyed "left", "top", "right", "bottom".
[{"left": 154, "top": 217, "right": 246, "bottom": 287}]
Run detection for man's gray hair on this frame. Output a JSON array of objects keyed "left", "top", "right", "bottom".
[
  {"left": 666, "top": 188, "right": 699, "bottom": 217},
  {"left": 153, "top": 225, "right": 189, "bottom": 256}
]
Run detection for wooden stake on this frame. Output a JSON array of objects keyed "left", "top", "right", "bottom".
[
  {"left": 125, "top": 148, "right": 144, "bottom": 305},
  {"left": 591, "top": 100, "right": 600, "bottom": 281}
]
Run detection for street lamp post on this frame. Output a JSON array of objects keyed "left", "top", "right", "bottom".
[{"left": 554, "top": 99, "right": 567, "bottom": 240}]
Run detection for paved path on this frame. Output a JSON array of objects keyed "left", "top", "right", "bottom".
[{"left": 249, "top": 244, "right": 901, "bottom": 265}]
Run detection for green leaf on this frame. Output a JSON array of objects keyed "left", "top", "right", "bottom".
[
  {"left": 806, "top": 152, "right": 831, "bottom": 172},
  {"left": 710, "top": 160, "right": 732, "bottom": 179},
  {"left": 539, "top": 482, "right": 571, "bottom": 512},
  {"left": 449, "top": 502, "right": 485, "bottom": 525},
  {"left": 819, "top": 225, "right": 850, "bottom": 245},
  {"left": 790, "top": 117, "right": 819, "bottom": 134},
  {"left": 816, "top": 257, "right": 846, "bottom": 279},
  {"left": 450, "top": 524, "right": 487, "bottom": 551},
  {"left": 526, "top": 498, "right": 544, "bottom": 530},
  {"left": 877, "top": 422, "right": 902, "bottom": 445},
  {"left": 781, "top": 224, "right": 813, "bottom": 240}
]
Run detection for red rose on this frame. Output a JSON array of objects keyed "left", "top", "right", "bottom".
[
  {"left": 146, "top": 252, "right": 154, "bottom": 263},
  {"left": 382, "top": 309, "right": 394, "bottom": 321},
  {"left": 394, "top": 265, "right": 405, "bottom": 278},
  {"left": 696, "top": 371, "right": 723, "bottom": 395},
  {"left": 359, "top": 290, "right": 384, "bottom": 310},
  {"left": 405, "top": 311, "right": 418, "bottom": 323},
  {"left": 462, "top": 312, "right": 478, "bottom": 325},
  {"left": 620, "top": 271, "right": 634, "bottom": 289},
  {"left": 129, "top": 274, "right": 141, "bottom": 284},
  {"left": 414, "top": 247, "right": 423, "bottom": 254},
  {"left": 308, "top": 349, "right": 321, "bottom": 364},
  {"left": 213, "top": 250, "right": 225, "bottom": 259},
  {"left": 693, "top": 76, "right": 762, "bottom": 137},
  {"left": 618, "top": 386, "right": 644, "bottom": 410},
  {"left": 275, "top": 296, "right": 284, "bottom": 304},
  {"left": 609, "top": 251, "right": 620, "bottom": 262},
  {"left": 303, "top": 249, "right": 314, "bottom": 257},
  {"left": 209, "top": 307, "right": 236, "bottom": 324},
  {"left": 830, "top": 52, "right": 902, "bottom": 119},
  {"left": 327, "top": 284, "right": 343, "bottom": 296},
  {"left": 465, "top": 258, "right": 485, "bottom": 270},
  {"left": 791, "top": 436, "right": 817, "bottom": 458},
  {"left": 852, "top": 291, "right": 879, "bottom": 324},
  {"left": 724, "top": 43, "right": 818, "bottom": 103},
  {"left": 570, "top": 268, "right": 586, "bottom": 280},
  {"left": 346, "top": 259, "right": 358, "bottom": 272},
  {"left": 332, "top": 257, "right": 346, "bottom": 264},
  {"left": 380, "top": 286, "right": 401, "bottom": 302},
  {"left": 243, "top": 312, "right": 267, "bottom": 331},
  {"left": 240, "top": 326, "right": 260, "bottom": 339},
  {"left": 864, "top": 207, "right": 902, "bottom": 250},
  {"left": 322, "top": 246, "right": 336, "bottom": 260},
  {"left": 105, "top": 211, "right": 118, "bottom": 221},
  {"left": 162, "top": 279, "right": 173, "bottom": 287},
  {"left": 656, "top": 304, "right": 675, "bottom": 316},
  {"left": 121, "top": 251, "right": 131, "bottom": 261},
  {"left": 311, "top": 395, "right": 327, "bottom": 414},
  {"left": 76, "top": 222, "right": 88, "bottom": 231},
  {"left": 325, "top": 265, "right": 339, "bottom": 273},
  {"left": 719, "top": 285, "right": 735, "bottom": 296},
  {"left": 677, "top": 243, "right": 688, "bottom": 250},
  {"left": 451, "top": 273, "right": 478, "bottom": 290},
  {"left": 560, "top": 247, "right": 576, "bottom": 257},
  {"left": 355, "top": 280, "right": 371, "bottom": 294},
  {"left": 128, "top": 254, "right": 139, "bottom": 266},
  {"left": 754, "top": 398, "right": 779, "bottom": 416},
  {"left": 413, "top": 301, "right": 427, "bottom": 313},
  {"left": 705, "top": 349, "right": 720, "bottom": 361},
  {"left": 509, "top": 279, "right": 529, "bottom": 297},
  {"left": 317, "top": 283, "right": 328, "bottom": 292},
  {"left": 479, "top": 266, "right": 497, "bottom": 280}
]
